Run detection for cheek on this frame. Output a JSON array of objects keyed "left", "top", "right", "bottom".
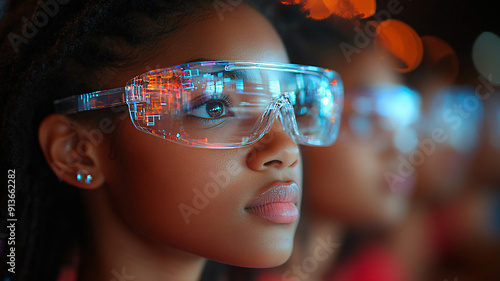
[
  {"left": 417, "top": 148, "right": 468, "bottom": 195},
  {"left": 104, "top": 135, "right": 238, "bottom": 240},
  {"left": 304, "top": 145, "right": 382, "bottom": 203},
  {"left": 98, "top": 122, "right": 301, "bottom": 267},
  {"left": 98, "top": 119, "right": 239, "bottom": 241},
  {"left": 303, "top": 144, "right": 396, "bottom": 222}
]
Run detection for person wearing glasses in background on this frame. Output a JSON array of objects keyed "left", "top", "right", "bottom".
[{"left": 256, "top": 34, "right": 420, "bottom": 280}]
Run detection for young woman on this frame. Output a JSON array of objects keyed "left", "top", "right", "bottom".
[{"left": 0, "top": 1, "right": 343, "bottom": 281}]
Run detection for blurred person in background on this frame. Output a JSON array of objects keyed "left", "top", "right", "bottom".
[
  {"left": 413, "top": 86, "right": 483, "bottom": 203},
  {"left": 263, "top": 1, "right": 498, "bottom": 280},
  {"left": 385, "top": 82, "right": 485, "bottom": 281},
  {"left": 423, "top": 91, "right": 500, "bottom": 281},
  {"left": 313, "top": 48, "right": 420, "bottom": 281},
  {"left": 256, "top": 33, "right": 421, "bottom": 280}
]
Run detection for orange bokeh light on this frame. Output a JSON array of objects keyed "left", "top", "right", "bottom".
[
  {"left": 337, "top": 0, "right": 376, "bottom": 19},
  {"left": 304, "top": 0, "right": 333, "bottom": 20},
  {"left": 374, "top": 19, "right": 423, "bottom": 73},
  {"left": 286, "top": 0, "right": 376, "bottom": 20},
  {"left": 421, "top": 35, "right": 458, "bottom": 83},
  {"left": 358, "top": 0, "right": 376, "bottom": 18},
  {"left": 281, "top": 0, "right": 302, "bottom": 4}
]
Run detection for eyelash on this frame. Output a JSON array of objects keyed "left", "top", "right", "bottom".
[
  {"left": 187, "top": 94, "right": 233, "bottom": 123},
  {"left": 190, "top": 93, "right": 231, "bottom": 110}
]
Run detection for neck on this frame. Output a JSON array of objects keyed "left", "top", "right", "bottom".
[{"left": 78, "top": 190, "right": 206, "bottom": 281}]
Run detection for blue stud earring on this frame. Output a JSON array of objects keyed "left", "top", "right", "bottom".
[{"left": 76, "top": 169, "right": 93, "bottom": 184}]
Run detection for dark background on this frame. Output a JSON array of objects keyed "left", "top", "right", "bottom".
[{"left": 375, "top": 0, "right": 498, "bottom": 83}]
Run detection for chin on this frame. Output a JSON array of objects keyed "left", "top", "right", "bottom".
[
  {"left": 210, "top": 238, "right": 294, "bottom": 268},
  {"left": 226, "top": 250, "right": 292, "bottom": 268},
  {"left": 194, "top": 228, "right": 296, "bottom": 268}
]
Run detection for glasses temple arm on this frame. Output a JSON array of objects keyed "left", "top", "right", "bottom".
[{"left": 53, "top": 87, "right": 126, "bottom": 114}]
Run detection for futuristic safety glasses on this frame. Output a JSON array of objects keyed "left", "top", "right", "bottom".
[
  {"left": 420, "top": 86, "right": 483, "bottom": 154},
  {"left": 54, "top": 61, "right": 344, "bottom": 149},
  {"left": 341, "top": 84, "right": 421, "bottom": 154}
]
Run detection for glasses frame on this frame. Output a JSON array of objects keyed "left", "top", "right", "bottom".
[{"left": 54, "top": 61, "right": 344, "bottom": 148}]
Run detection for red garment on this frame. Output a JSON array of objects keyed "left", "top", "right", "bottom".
[
  {"left": 328, "top": 244, "right": 407, "bottom": 281},
  {"left": 256, "top": 244, "right": 407, "bottom": 281},
  {"left": 57, "top": 250, "right": 79, "bottom": 281},
  {"left": 57, "top": 267, "right": 77, "bottom": 281}
]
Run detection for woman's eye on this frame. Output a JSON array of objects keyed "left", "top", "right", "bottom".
[{"left": 191, "top": 100, "right": 228, "bottom": 119}]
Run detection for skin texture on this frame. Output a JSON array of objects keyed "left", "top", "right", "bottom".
[
  {"left": 414, "top": 143, "right": 469, "bottom": 201},
  {"left": 39, "top": 4, "right": 302, "bottom": 281}
]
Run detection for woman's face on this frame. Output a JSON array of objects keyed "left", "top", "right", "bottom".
[{"left": 85, "top": 5, "right": 301, "bottom": 267}]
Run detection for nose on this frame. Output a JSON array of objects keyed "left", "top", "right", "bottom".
[{"left": 246, "top": 121, "right": 300, "bottom": 171}]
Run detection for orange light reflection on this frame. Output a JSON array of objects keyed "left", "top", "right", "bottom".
[
  {"left": 374, "top": 19, "right": 423, "bottom": 73},
  {"left": 285, "top": 0, "right": 376, "bottom": 20},
  {"left": 421, "top": 35, "right": 459, "bottom": 84}
]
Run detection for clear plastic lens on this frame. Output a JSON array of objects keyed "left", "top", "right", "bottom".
[
  {"left": 421, "top": 86, "right": 483, "bottom": 153},
  {"left": 342, "top": 84, "right": 421, "bottom": 153},
  {"left": 125, "top": 61, "right": 343, "bottom": 148},
  {"left": 53, "top": 61, "right": 344, "bottom": 148}
]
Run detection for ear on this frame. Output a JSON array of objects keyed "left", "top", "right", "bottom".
[{"left": 38, "top": 114, "right": 105, "bottom": 189}]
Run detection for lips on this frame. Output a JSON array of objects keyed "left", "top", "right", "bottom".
[{"left": 245, "top": 182, "right": 300, "bottom": 224}]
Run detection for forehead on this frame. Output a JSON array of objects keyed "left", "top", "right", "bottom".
[
  {"left": 165, "top": 4, "right": 288, "bottom": 63},
  {"left": 101, "top": 4, "right": 288, "bottom": 89}
]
